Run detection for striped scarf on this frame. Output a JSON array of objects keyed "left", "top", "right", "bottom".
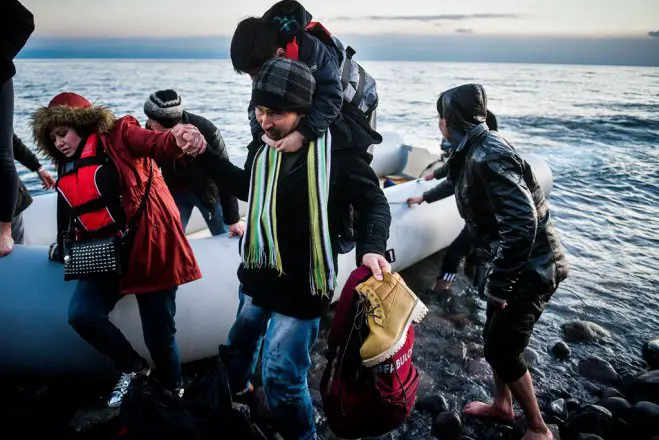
[{"left": 241, "top": 132, "right": 336, "bottom": 298}]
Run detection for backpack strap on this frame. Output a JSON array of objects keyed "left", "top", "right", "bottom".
[{"left": 352, "top": 63, "right": 367, "bottom": 106}]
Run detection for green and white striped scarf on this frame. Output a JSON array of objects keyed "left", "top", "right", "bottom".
[{"left": 241, "top": 132, "right": 336, "bottom": 298}]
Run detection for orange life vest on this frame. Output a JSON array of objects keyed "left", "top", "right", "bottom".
[{"left": 56, "top": 134, "right": 123, "bottom": 237}]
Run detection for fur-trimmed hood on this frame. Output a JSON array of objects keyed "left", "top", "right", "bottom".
[{"left": 31, "top": 99, "right": 116, "bottom": 163}]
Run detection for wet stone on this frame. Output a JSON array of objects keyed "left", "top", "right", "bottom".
[
  {"left": 599, "top": 387, "right": 624, "bottom": 400},
  {"left": 627, "top": 370, "right": 659, "bottom": 404},
  {"left": 550, "top": 340, "right": 572, "bottom": 360},
  {"left": 642, "top": 338, "right": 659, "bottom": 369},
  {"left": 582, "top": 381, "right": 601, "bottom": 396},
  {"left": 484, "top": 425, "right": 513, "bottom": 440},
  {"left": 561, "top": 320, "right": 610, "bottom": 343},
  {"left": 523, "top": 348, "right": 540, "bottom": 367},
  {"left": 431, "top": 412, "right": 462, "bottom": 440},
  {"left": 564, "top": 398, "right": 583, "bottom": 416},
  {"left": 466, "top": 357, "right": 492, "bottom": 377},
  {"left": 465, "top": 343, "right": 484, "bottom": 359},
  {"left": 416, "top": 394, "right": 449, "bottom": 416},
  {"left": 550, "top": 398, "right": 567, "bottom": 418},
  {"left": 578, "top": 357, "right": 619, "bottom": 384},
  {"left": 563, "top": 404, "right": 612, "bottom": 439},
  {"left": 623, "top": 401, "right": 659, "bottom": 439},
  {"left": 598, "top": 397, "right": 632, "bottom": 417}
]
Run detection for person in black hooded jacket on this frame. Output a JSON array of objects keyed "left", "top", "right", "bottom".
[
  {"left": 409, "top": 84, "right": 568, "bottom": 440},
  {"left": 417, "top": 109, "right": 499, "bottom": 293}
]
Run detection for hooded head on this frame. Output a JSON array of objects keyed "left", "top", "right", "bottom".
[
  {"left": 437, "top": 84, "right": 488, "bottom": 148},
  {"left": 262, "top": 0, "right": 313, "bottom": 34},
  {"left": 31, "top": 92, "right": 115, "bottom": 165}
]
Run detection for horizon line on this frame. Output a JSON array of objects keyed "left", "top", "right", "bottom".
[
  {"left": 27, "top": 31, "right": 658, "bottom": 40},
  {"left": 13, "top": 57, "right": 659, "bottom": 69}
]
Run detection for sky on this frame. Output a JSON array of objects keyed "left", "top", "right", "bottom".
[
  {"left": 15, "top": 0, "right": 659, "bottom": 65},
  {"left": 20, "top": 0, "right": 659, "bottom": 38}
]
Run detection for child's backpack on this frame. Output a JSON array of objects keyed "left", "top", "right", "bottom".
[{"left": 263, "top": 0, "right": 378, "bottom": 124}]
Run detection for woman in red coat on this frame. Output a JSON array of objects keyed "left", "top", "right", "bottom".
[{"left": 32, "top": 92, "right": 204, "bottom": 407}]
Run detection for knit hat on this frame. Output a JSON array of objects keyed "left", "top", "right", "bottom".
[
  {"left": 252, "top": 58, "right": 315, "bottom": 114},
  {"left": 143, "top": 89, "right": 184, "bottom": 128}
]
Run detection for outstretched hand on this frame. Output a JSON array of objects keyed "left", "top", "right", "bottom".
[
  {"left": 38, "top": 168, "right": 56, "bottom": 190},
  {"left": 228, "top": 221, "right": 246, "bottom": 238},
  {"left": 361, "top": 253, "right": 391, "bottom": 281},
  {"left": 406, "top": 195, "right": 424, "bottom": 206},
  {"left": 172, "top": 124, "right": 207, "bottom": 157}
]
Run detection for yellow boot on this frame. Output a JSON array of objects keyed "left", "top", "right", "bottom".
[{"left": 356, "top": 272, "right": 428, "bottom": 367}]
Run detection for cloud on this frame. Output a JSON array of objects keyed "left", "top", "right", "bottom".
[
  {"left": 334, "top": 14, "right": 520, "bottom": 22},
  {"left": 455, "top": 28, "right": 473, "bottom": 33},
  {"left": 649, "top": 31, "right": 659, "bottom": 37}
]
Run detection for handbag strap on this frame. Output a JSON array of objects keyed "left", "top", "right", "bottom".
[{"left": 124, "top": 160, "right": 154, "bottom": 236}]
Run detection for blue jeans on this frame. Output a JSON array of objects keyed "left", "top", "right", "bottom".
[
  {"left": 227, "top": 289, "right": 320, "bottom": 440},
  {"left": 68, "top": 276, "right": 182, "bottom": 389},
  {"left": 172, "top": 188, "right": 226, "bottom": 236}
]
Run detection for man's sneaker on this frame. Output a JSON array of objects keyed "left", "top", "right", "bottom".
[
  {"left": 107, "top": 367, "right": 151, "bottom": 408},
  {"left": 356, "top": 272, "right": 428, "bottom": 367}
]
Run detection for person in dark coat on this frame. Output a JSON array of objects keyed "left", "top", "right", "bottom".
[
  {"left": 199, "top": 58, "right": 391, "bottom": 439},
  {"left": 32, "top": 92, "right": 205, "bottom": 408},
  {"left": 408, "top": 84, "right": 568, "bottom": 440},
  {"left": 0, "top": 0, "right": 34, "bottom": 257},
  {"left": 143, "top": 90, "right": 244, "bottom": 237},
  {"left": 419, "top": 110, "right": 498, "bottom": 293},
  {"left": 11, "top": 133, "right": 56, "bottom": 243}
]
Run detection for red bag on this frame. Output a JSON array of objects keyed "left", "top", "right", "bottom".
[{"left": 320, "top": 267, "right": 420, "bottom": 439}]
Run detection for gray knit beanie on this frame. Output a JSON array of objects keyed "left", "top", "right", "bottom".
[{"left": 144, "top": 89, "right": 183, "bottom": 128}]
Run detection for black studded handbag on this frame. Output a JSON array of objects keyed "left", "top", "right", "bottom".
[{"left": 63, "top": 163, "right": 153, "bottom": 281}]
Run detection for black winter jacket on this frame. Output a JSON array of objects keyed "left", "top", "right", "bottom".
[
  {"left": 158, "top": 111, "right": 240, "bottom": 225},
  {"left": 0, "top": 1, "right": 34, "bottom": 222},
  {"left": 199, "top": 136, "right": 391, "bottom": 319},
  {"left": 428, "top": 84, "right": 569, "bottom": 303}
]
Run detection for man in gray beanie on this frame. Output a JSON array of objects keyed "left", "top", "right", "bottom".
[
  {"left": 144, "top": 89, "right": 244, "bottom": 237},
  {"left": 199, "top": 58, "right": 391, "bottom": 439}
]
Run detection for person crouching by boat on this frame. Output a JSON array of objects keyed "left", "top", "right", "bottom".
[
  {"left": 408, "top": 85, "right": 568, "bottom": 440},
  {"left": 31, "top": 92, "right": 205, "bottom": 407},
  {"left": 199, "top": 58, "right": 391, "bottom": 439}
]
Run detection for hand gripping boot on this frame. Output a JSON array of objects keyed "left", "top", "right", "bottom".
[{"left": 356, "top": 272, "right": 428, "bottom": 367}]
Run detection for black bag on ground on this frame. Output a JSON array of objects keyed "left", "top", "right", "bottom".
[{"left": 118, "top": 345, "right": 268, "bottom": 440}]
